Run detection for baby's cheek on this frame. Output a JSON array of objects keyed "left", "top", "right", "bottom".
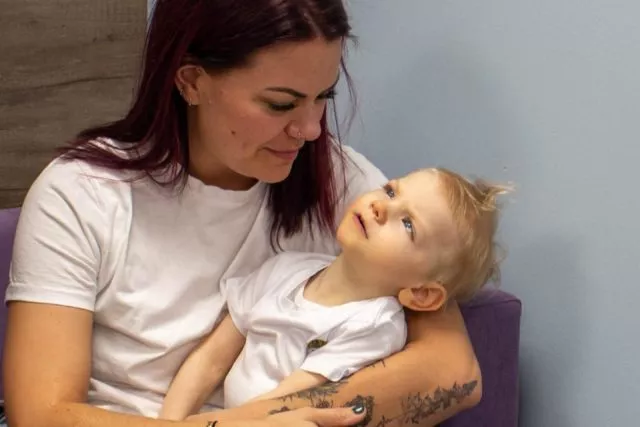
[{"left": 370, "top": 246, "right": 402, "bottom": 269}]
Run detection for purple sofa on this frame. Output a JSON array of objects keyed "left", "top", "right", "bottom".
[{"left": 0, "top": 207, "right": 521, "bottom": 426}]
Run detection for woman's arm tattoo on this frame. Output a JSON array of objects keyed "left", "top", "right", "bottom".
[
  {"left": 374, "top": 381, "right": 478, "bottom": 427},
  {"left": 267, "top": 406, "right": 292, "bottom": 415},
  {"left": 277, "top": 379, "right": 347, "bottom": 405},
  {"left": 275, "top": 378, "right": 478, "bottom": 427}
]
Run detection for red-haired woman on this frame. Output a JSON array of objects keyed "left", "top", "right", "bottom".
[{"left": 3, "top": 1, "right": 481, "bottom": 427}]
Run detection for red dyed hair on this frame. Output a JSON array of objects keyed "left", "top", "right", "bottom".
[{"left": 60, "top": 0, "right": 354, "bottom": 244}]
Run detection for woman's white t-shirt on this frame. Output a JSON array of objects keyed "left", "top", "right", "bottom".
[{"left": 5, "top": 142, "right": 387, "bottom": 417}]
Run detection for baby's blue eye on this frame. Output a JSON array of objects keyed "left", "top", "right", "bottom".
[
  {"left": 384, "top": 184, "right": 395, "bottom": 198},
  {"left": 403, "top": 218, "right": 415, "bottom": 239}
]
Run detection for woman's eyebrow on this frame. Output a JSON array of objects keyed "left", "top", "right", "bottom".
[
  {"left": 264, "top": 87, "right": 306, "bottom": 98},
  {"left": 264, "top": 76, "right": 340, "bottom": 99}
]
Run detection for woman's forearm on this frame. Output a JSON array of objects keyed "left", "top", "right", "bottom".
[
  {"left": 306, "top": 342, "right": 481, "bottom": 427},
  {"left": 14, "top": 402, "right": 209, "bottom": 427},
  {"left": 192, "top": 346, "right": 479, "bottom": 426},
  {"left": 192, "top": 304, "right": 481, "bottom": 427}
]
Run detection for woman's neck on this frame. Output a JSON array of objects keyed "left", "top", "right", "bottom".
[
  {"left": 187, "top": 124, "right": 257, "bottom": 190},
  {"left": 188, "top": 164, "right": 257, "bottom": 190},
  {"left": 304, "top": 254, "right": 392, "bottom": 306}
]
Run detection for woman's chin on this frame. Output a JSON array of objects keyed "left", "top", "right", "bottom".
[{"left": 256, "top": 166, "right": 294, "bottom": 184}]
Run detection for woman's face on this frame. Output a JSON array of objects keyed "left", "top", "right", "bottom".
[{"left": 177, "top": 38, "right": 343, "bottom": 190}]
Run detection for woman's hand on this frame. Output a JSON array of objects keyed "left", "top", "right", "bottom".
[
  {"left": 202, "top": 406, "right": 366, "bottom": 427},
  {"left": 266, "top": 406, "right": 366, "bottom": 427}
]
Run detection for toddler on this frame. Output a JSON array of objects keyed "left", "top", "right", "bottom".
[{"left": 160, "top": 167, "right": 509, "bottom": 420}]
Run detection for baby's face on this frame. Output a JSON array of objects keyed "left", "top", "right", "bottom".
[{"left": 337, "top": 169, "right": 457, "bottom": 291}]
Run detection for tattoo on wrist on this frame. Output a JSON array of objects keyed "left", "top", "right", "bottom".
[
  {"left": 343, "top": 395, "right": 374, "bottom": 427},
  {"left": 277, "top": 379, "right": 347, "bottom": 406},
  {"left": 268, "top": 406, "right": 291, "bottom": 415}
]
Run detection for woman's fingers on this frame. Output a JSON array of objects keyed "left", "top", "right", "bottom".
[{"left": 274, "top": 405, "right": 367, "bottom": 427}]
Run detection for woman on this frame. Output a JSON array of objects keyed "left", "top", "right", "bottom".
[{"left": 2, "top": 1, "right": 481, "bottom": 427}]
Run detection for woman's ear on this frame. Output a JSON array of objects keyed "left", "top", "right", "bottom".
[
  {"left": 175, "top": 65, "right": 203, "bottom": 106},
  {"left": 398, "top": 282, "right": 448, "bottom": 312}
]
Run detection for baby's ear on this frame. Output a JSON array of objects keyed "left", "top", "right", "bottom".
[{"left": 398, "top": 282, "right": 447, "bottom": 312}]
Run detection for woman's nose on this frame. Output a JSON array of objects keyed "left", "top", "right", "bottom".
[{"left": 290, "top": 106, "right": 324, "bottom": 142}]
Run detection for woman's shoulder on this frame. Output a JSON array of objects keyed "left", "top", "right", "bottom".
[
  {"left": 9, "top": 142, "right": 137, "bottom": 311},
  {"left": 37, "top": 154, "right": 131, "bottom": 190},
  {"left": 22, "top": 140, "right": 136, "bottom": 223}
]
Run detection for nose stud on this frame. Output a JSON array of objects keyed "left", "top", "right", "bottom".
[{"left": 288, "top": 125, "right": 304, "bottom": 141}]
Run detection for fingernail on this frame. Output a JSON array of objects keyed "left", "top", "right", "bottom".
[{"left": 352, "top": 403, "right": 365, "bottom": 414}]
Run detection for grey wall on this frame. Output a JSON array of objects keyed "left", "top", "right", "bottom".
[{"left": 342, "top": 0, "right": 640, "bottom": 426}]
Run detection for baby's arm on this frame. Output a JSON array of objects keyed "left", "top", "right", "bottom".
[
  {"left": 160, "top": 314, "right": 245, "bottom": 420},
  {"left": 251, "top": 304, "right": 407, "bottom": 404},
  {"left": 249, "top": 370, "right": 328, "bottom": 402}
]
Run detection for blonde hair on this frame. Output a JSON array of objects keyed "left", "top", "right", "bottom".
[{"left": 429, "top": 168, "right": 511, "bottom": 302}]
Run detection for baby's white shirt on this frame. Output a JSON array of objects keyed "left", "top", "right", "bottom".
[{"left": 221, "top": 251, "right": 407, "bottom": 408}]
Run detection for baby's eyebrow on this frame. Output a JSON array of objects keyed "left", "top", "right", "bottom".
[{"left": 391, "top": 179, "right": 401, "bottom": 194}]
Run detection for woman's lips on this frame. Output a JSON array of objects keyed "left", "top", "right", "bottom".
[{"left": 266, "top": 148, "right": 300, "bottom": 161}]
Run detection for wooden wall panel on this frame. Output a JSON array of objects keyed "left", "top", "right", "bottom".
[{"left": 0, "top": 0, "right": 146, "bottom": 208}]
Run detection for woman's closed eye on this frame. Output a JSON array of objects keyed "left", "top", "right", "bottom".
[
  {"left": 319, "top": 89, "right": 337, "bottom": 100},
  {"left": 265, "top": 90, "right": 337, "bottom": 113},
  {"left": 266, "top": 101, "right": 296, "bottom": 112}
]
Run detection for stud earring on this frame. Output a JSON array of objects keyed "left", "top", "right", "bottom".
[{"left": 178, "top": 87, "right": 193, "bottom": 106}]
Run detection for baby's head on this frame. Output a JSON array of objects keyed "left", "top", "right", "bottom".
[
  {"left": 423, "top": 168, "right": 509, "bottom": 303},
  {"left": 337, "top": 167, "right": 509, "bottom": 311}
]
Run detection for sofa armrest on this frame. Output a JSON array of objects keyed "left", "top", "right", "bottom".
[
  {"left": 440, "top": 289, "right": 522, "bottom": 427},
  {"left": 1, "top": 207, "right": 21, "bottom": 404}
]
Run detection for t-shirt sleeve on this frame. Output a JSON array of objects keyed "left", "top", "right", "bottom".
[
  {"left": 6, "top": 159, "right": 107, "bottom": 311},
  {"left": 300, "top": 302, "right": 407, "bottom": 382},
  {"left": 220, "top": 254, "right": 288, "bottom": 336}
]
